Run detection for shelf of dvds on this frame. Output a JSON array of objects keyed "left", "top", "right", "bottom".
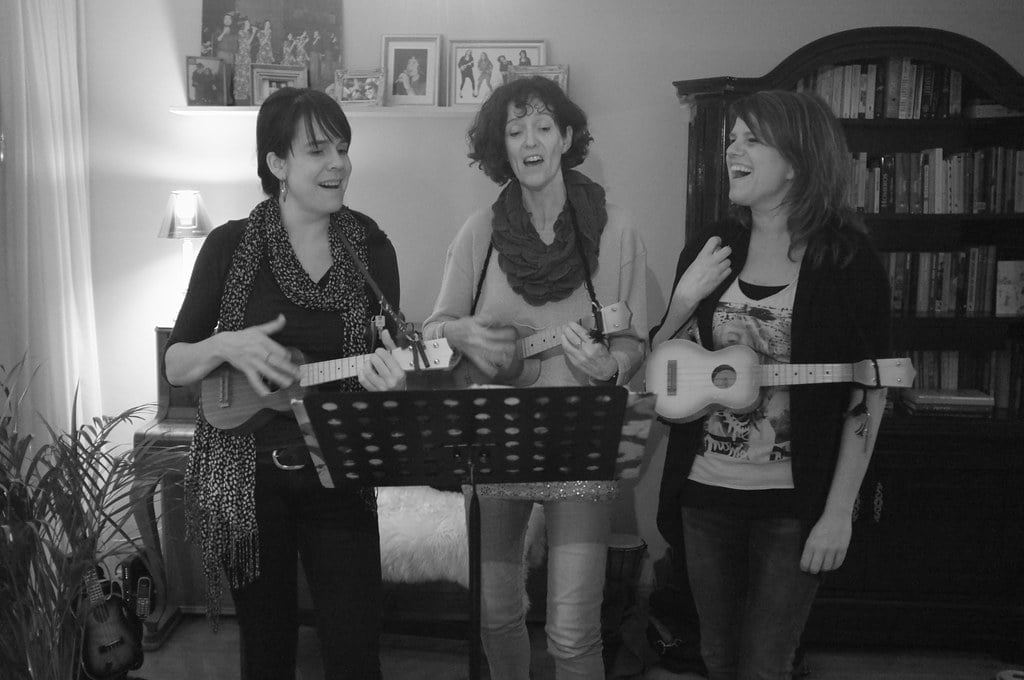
[{"left": 673, "top": 26, "right": 1024, "bottom": 657}]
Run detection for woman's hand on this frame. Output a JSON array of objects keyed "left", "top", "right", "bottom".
[
  {"left": 671, "top": 236, "right": 732, "bottom": 312},
  {"left": 217, "top": 314, "right": 301, "bottom": 397},
  {"left": 358, "top": 330, "right": 407, "bottom": 392},
  {"left": 799, "top": 508, "right": 852, "bottom": 574},
  {"left": 652, "top": 236, "right": 732, "bottom": 349},
  {"left": 443, "top": 315, "right": 518, "bottom": 379},
  {"left": 561, "top": 321, "right": 618, "bottom": 382}
]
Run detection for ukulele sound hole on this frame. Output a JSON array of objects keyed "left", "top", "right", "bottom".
[{"left": 711, "top": 364, "right": 737, "bottom": 389}]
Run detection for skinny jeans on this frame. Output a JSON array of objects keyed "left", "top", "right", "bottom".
[
  {"left": 474, "top": 496, "right": 611, "bottom": 680},
  {"left": 681, "top": 506, "right": 820, "bottom": 680}
]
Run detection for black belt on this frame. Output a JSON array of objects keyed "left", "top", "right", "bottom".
[{"left": 255, "top": 446, "right": 309, "bottom": 470}]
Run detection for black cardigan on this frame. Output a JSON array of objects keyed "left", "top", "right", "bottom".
[{"left": 651, "top": 218, "right": 891, "bottom": 546}]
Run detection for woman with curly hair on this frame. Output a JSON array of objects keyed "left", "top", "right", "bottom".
[{"left": 422, "top": 76, "right": 648, "bottom": 679}]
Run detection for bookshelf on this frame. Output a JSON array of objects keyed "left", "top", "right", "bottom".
[{"left": 673, "top": 26, "right": 1024, "bottom": 657}]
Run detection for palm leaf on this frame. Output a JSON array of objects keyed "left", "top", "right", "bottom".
[{"left": 0, "top": 361, "right": 186, "bottom": 679}]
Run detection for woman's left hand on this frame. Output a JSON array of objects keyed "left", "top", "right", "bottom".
[
  {"left": 561, "top": 321, "right": 618, "bottom": 382},
  {"left": 357, "top": 330, "right": 407, "bottom": 392},
  {"left": 799, "top": 509, "right": 852, "bottom": 574}
]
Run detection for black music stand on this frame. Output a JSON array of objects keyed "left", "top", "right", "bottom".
[{"left": 292, "top": 385, "right": 631, "bottom": 680}]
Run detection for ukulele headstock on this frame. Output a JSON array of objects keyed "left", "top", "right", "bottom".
[
  {"left": 853, "top": 357, "right": 917, "bottom": 388},
  {"left": 393, "top": 338, "right": 456, "bottom": 372},
  {"left": 583, "top": 302, "right": 633, "bottom": 339}
]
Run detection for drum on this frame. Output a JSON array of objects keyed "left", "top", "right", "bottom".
[
  {"left": 605, "top": 533, "right": 648, "bottom": 586},
  {"left": 602, "top": 534, "right": 648, "bottom": 664}
]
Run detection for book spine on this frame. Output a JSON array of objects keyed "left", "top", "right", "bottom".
[
  {"left": 949, "top": 69, "right": 963, "bottom": 115},
  {"left": 897, "top": 57, "right": 914, "bottom": 119},
  {"left": 966, "top": 246, "right": 980, "bottom": 317},
  {"left": 917, "top": 251, "right": 933, "bottom": 317},
  {"left": 879, "top": 155, "right": 895, "bottom": 213},
  {"left": 910, "top": 153, "right": 923, "bottom": 214},
  {"left": 919, "top": 63, "right": 935, "bottom": 119},
  {"left": 895, "top": 153, "right": 911, "bottom": 213},
  {"left": 864, "top": 63, "right": 877, "bottom": 119},
  {"left": 884, "top": 57, "right": 902, "bottom": 118}
]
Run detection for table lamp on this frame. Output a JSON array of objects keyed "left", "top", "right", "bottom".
[{"left": 158, "top": 189, "right": 213, "bottom": 294}]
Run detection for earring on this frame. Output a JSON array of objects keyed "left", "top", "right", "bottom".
[{"left": 279, "top": 179, "right": 288, "bottom": 203}]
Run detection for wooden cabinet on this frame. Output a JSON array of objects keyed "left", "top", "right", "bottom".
[{"left": 672, "top": 26, "right": 1024, "bottom": 656}]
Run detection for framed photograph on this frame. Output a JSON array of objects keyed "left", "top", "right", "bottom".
[
  {"left": 199, "top": 3, "right": 342, "bottom": 102},
  {"left": 251, "top": 64, "right": 308, "bottom": 106},
  {"left": 330, "top": 68, "right": 384, "bottom": 106},
  {"left": 186, "top": 56, "right": 228, "bottom": 106},
  {"left": 508, "top": 64, "right": 569, "bottom": 93},
  {"left": 381, "top": 34, "right": 441, "bottom": 106},
  {"left": 448, "top": 40, "right": 546, "bottom": 107}
]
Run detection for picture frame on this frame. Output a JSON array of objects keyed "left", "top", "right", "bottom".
[
  {"left": 186, "top": 56, "right": 228, "bottom": 106},
  {"left": 381, "top": 34, "right": 441, "bottom": 106},
  {"left": 330, "top": 68, "right": 384, "bottom": 106},
  {"left": 508, "top": 64, "right": 569, "bottom": 93},
  {"left": 251, "top": 64, "right": 308, "bottom": 106},
  {"left": 199, "top": 4, "right": 343, "bottom": 100},
  {"left": 448, "top": 40, "right": 546, "bottom": 107}
]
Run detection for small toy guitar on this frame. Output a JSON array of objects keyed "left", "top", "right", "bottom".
[
  {"left": 79, "top": 566, "right": 143, "bottom": 680},
  {"left": 449, "top": 301, "right": 633, "bottom": 387},
  {"left": 646, "top": 340, "right": 915, "bottom": 422},
  {"left": 201, "top": 338, "right": 455, "bottom": 434}
]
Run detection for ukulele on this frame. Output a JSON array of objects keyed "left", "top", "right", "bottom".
[
  {"left": 448, "top": 301, "right": 633, "bottom": 387},
  {"left": 79, "top": 566, "right": 143, "bottom": 680},
  {"left": 646, "top": 339, "right": 916, "bottom": 422},
  {"left": 201, "top": 338, "right": 455, "bottom": 434}
]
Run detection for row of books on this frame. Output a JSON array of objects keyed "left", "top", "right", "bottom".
[
  {"left": 895, "top": 343, "right": 1024, "bottom": 419},
  {"left": 885, "top": 247, "right": 999, "bottom": 318},
  {"left": 846, "top": 147, "right": 1024, "bottom": 215},
  {"left": 903, "top": 348, "right": 1001, "bottom": 392},
  {"left": 796, "top": 58, "right": 971, "bottom": 120}
]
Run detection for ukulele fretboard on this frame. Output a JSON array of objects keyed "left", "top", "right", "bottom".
[
  {"left": 299, "top": 355, "right": 371, "bottom": 387},
  {"left": 758, "top": 363, "right": 855, "bottom": 386}
]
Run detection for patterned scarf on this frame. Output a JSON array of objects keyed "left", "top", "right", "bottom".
[
  {"left": 490, "top": 169, "right": 607, "bottom": 305},
  {"left": 184, "top": 198, "right": 369, "bottom": 623}
]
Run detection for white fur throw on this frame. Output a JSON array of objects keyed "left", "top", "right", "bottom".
[{"left": 377, "top": 486, "right": 546, "bottom": 588}]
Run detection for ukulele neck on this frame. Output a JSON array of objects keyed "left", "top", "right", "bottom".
[
  {"left": 758, "top": 362, "right": 855, "bottom": 387},
  {"left": 518, "top": 323, "right": 571, "bottom": 359},
  {"left": 298, "top": 355, "right": 370, "bottom": 387}
]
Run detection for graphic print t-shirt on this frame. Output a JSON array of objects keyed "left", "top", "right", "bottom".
[{"left": 688, "top": 277, "right": 797, "bottom": 490}]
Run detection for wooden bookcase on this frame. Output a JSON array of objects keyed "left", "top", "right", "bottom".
[{"left": 673, "top": 27, "right": 1024, "bottom": 657}]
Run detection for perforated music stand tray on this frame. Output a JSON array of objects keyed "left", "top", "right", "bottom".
[{"left": 292, "top": 385, "right": 631, "bottom": 680}]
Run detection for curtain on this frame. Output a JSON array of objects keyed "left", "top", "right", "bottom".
[{"left": 0, "top": 0, "right": 102, "bottom": 434}]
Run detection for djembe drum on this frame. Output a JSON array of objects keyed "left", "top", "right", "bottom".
[{"left": 601, "top": 533, "right": 648, "bottom": 665}]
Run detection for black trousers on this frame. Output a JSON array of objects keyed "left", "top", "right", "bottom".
[{"left": 231, "top": 460, "right": 382, "bottom": 680}]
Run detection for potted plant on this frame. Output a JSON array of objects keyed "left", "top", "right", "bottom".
[{"left": 0, "top": 359, "right": 184, "bottom": 680}]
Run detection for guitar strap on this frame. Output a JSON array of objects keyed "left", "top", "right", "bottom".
[{"left": 335, "top": 229, "right": 430, "bottom": 367}]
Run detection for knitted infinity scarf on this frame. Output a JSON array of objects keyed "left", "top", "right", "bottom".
[
  {"left": 490, "top": 169, "right": 607, "bottom": 305},
  {"left": 184, "top": 198, "right": 369, "bottom": 622}
]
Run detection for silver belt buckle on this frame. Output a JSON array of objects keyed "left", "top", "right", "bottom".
[{"left": 271, "top": 449, "right": 306, "bottom": 471}]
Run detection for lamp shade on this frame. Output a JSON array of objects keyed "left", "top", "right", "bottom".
[{"left": 158, "top": 190, "right": 213, "bottom": 239}]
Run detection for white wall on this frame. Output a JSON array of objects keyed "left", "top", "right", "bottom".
[{"left": 84, "top": 0, "right": 1024, "bottom": 566}]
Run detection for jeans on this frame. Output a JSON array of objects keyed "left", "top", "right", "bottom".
[
  {"left": 475, "top": 497, "right": 611, "bottom": 680},
  {"left": 230, "top": 462, "right": 382, "bottom": 680},
  {"left": 681, "top": 506, "right": 820, "bottom": 680}
]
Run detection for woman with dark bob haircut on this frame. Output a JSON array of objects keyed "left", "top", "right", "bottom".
[
  {"left": 423, "top": 76, "right": 648, "bottom": 679},
  {"left": 651, "top": 89, "right": 891, "bottom": 679},
  {"left": 165, "top": 87, "right": 406, "bottom": 679}
]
